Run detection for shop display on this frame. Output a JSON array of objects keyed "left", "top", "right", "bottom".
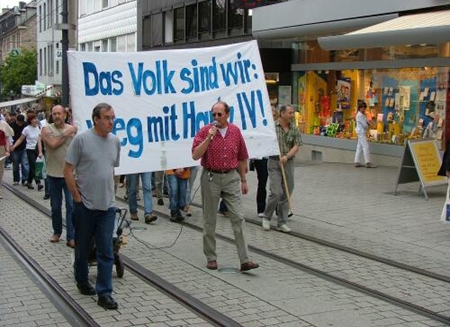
[{"left": 297, "top": 67, "right": 447, "bottom": 147}]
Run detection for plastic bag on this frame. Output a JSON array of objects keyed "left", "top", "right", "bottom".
[
  {"left": 35, "top": 156, "right": 46, "bottom": 180},
  {"left": 440, "top": 179, "right": 450, "bottom": 223}
]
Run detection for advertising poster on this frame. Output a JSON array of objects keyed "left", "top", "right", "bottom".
[{"left": 336, "top": 78, "right": 351, "bottom": 109}]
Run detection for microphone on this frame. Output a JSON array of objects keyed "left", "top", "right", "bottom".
[{"left": 212, "top": 121, "right": 219, "bottom": 127}]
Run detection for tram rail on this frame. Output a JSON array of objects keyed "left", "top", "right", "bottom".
[
  {"left": 3, "top": 182, "right": 241, "bottom": 327},
  {"left": 4, "top": 180, "right": 450, "bottom": 326}
]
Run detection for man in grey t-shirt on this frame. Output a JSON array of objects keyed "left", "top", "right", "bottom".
[{"left": 64, "top": 103, "right": 121, "bottom": 310}]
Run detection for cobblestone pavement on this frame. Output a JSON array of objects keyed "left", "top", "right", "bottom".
[{"left": 1, "top": 161, "right": 450, "bottom": 327}]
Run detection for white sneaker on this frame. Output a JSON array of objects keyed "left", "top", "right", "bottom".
[
  {"left": 262, "top": 218, "right": 271, "bottom": 231},
  {"left": 276, "top": 224, "right": 292, "bottom": 233},
  {"left": 257, "top": 212, "right": 264, "bottom": 218}
]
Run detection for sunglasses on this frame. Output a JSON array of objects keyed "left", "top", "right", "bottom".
[{"left": 212, "top": 112, "right": 223, "bottom": 117}]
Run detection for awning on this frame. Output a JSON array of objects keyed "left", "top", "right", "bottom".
[
  {"left": 318, "top": 10, "right": 450, "bottom": 50},
  {"left": 0, "top": 97, "right": 38, "bottom": 109}
]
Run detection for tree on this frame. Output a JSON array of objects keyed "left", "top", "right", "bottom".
[{"left": 0, "top": 48, "right": 37, "bottom": 98}]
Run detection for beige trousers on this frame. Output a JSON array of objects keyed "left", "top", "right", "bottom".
[{"left": 200, "top": 169, "right": 249, "bottom": 264}]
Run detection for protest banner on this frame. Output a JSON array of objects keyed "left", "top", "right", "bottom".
[{"left": 68, "top": 40, "right": 279, "bottom": 174}]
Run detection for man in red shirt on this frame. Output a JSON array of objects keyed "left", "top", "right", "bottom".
[{"left": 192, "top": 101, "right": 259, "bottom": 272}]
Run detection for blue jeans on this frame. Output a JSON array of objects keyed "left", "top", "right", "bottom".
[
  {"left": 11, "top": 149, "right": 29, "bottom": 183},
  {"left": 185, "top": 166, "right": 199, "bottom": 204},
  {"left": 127, "top": 172, "right": 153, "bottom": 215},
  {"left": 168, "top": 175, "right": 187, "bottom": 210},
  {"left": 48, "top": 176, "right": 74, "bottom": 240},
  {"left": 73, "top": 202, "right": 115, "bottom": 296}
]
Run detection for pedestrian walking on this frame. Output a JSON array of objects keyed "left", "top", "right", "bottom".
[
  {"left": 0, "top": 120, "right": 13, "bottom": 199},
  {"left": 10, "top": 112, "right": 44, "bottom": 190},
  {"left": 192, "top": 100, "right": 259, "bottom": 272},
  {"left": 9, "top": 114, "right": 29, "bottom": 186},
  {"left": 166, "top": 167, "right": 190, "bottom": 222},
  {"left": 41, "top": 105, "right": 77, "bottom": 246},
  {"left": 127, "top": 172, "right": 157, "bottom": 224},
  {"left": 64, "top": 103, "right": 121, "bottom": 310},
  {"left": 262, "top": 104, "right": 302, "bottom": 233},
  {"left": 354, "top": 101, "right": 377, "bottom": 168}
]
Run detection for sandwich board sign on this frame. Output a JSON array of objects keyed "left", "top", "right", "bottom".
[{"left": 394, "top": 139, "right": 447, "bottom": 200}]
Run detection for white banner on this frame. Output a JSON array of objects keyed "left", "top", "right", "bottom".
[{"left": 68, "top": 40, "right": 279, "bottom": 174}]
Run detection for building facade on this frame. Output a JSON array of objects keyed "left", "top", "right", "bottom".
[
  {"left": 252, "top": 0, "right": 450, "bottom": 164},
  {"left": 78, "top": 0, "right": 137, "bottom": 53},
  {"left": 36, "top": 0, "right": 76, "bottom": 104}
]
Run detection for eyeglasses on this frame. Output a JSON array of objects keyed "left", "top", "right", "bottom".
[
  {"left": 212, "top": 112, "right": 223, "bottom": 117},
  {"left": 102, "top": 116, "right": 115, "bottom": 122}
]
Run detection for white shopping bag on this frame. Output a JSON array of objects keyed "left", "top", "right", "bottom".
[{"left": 440, "top": 179, "right": 450, "bottom": 223}]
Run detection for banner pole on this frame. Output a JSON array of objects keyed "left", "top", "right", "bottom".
[{"left": 279, "top": 156, "right": 293, "bottom": 212}]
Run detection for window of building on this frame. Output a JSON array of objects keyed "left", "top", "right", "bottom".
[
  {"left": 127, "top": 34, "right": 136, "bottom": 51},
  {"left": 213, "top": 0, "right": 226, "bottom": 35},
  {"left": 38, "top": 5, "right": 42, "bottom": 32},
  {"left": 48, "top": 0, "right": 53, "bottom": 28},
  {"left": 142, "top": 15, "right": 152, "bottom": 48},
  {"left": 102, "top": 39, "right": 108, "bottom": 51},
  {"left": 228, "top": 6, "right": 243, "bottom": 34},
  {"left": 164, "top": 11, "right": 174, "bottom": 44},
  {"left": 48, "top": 44, "right": 53, "bottom": 75},
  {"left": 44, "top": 47, "right": 47, "bottom": 75},
  {"left": 151, "top": 13, "right": 163, "bottom": 46},
  {"left": 102, "top": 0, "right": 108, "bottom": 9},
  {"left": 80, "top": 43, "right": 86, "bottom": 51},
  {"left": 56, "top": 60, "right": 59, "bottom": 74},
  {"left": 117, "top": 35, "right": 126, "bottom": 52},
  {"left": 198, "top": 1, "right": 211, "bottom": 39},
  {"left": 110, "top": 37, "right": 117, "bottom": 52},
  {"left": 174, "top": 7, "right": 185, "bottom": 42},
  {"left": 43, "top": 3, "right": 46, "bottom": 30},
  {"left": 55, "top": 0, "right": 59, "bottom": 24},
  {"left": 186, "top": 3, "right": 198, "bottom": 39},
  {"left": 39, "top": 49, "right": 42, "bottom": 75}
]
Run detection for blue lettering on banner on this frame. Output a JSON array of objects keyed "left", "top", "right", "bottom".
[
  {"left": 180, "top": 58, "right": 219, "bottom": 94},
  {"left": 128, "top": 61, "right": 176, "bottom": 96},
  {"left": 219, "top": 52, "right": 254, "bottom": 86},
  {"left": 84, "top": 90, "right": 267, "bottom": 159},
  {"left": 83, "top": 62, "right": 123, "bottom": 96}
]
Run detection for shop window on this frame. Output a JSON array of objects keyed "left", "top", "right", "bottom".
[
  {"left": 174, "top": 7, "right": 185, "bottom": 42},
  {"left": 297, "top": 67, "right": 448, "bottom": 145},
  {"left": 186, "top": 4, "right": 198, "bottom": 39},
  {"left": 198, "top": 1, "right": 211, "bottom": 39}
]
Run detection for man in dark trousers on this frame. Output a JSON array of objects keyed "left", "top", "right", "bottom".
[
  {"left": 64, "top": 103, "right": 121, "bottom": 310},
  {"left": 192, "top": 100, "right": 259, "bottom": 272}
]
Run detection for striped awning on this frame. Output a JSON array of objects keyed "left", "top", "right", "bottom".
[{"left": 318, "top": 10, "right": 450, "bottom": 50}]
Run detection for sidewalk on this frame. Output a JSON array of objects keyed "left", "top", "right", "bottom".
[{"left": 238, "top": 160, "right": 450, "bottom": 277}]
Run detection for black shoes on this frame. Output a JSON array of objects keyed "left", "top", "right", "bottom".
[
  {"left": 37, "top": 184, "right": 44, "bottom": 191},
  {"left": 98, "top": 295, "right": 118, "bottom": 310},
  {"left": 43, "top": 194, "right": 50, "bottom": 200},
  {"left": 157, "top": 198, "right": 164, "bottom": 206},
  {"left": 77, "top": 282, "right": 96, "bottom": 295},
  {"left": 170, "top": 210, "right": 184, "bottom": 222}
]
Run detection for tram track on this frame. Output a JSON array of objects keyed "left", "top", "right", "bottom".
[
  {"left": 130, "top": 197, "right": 450, "bottom": 325},
  {"left": 5, "top": 180, "right": 450, "bottom": 326},
  {"left": 3, "top": 182, "right": 241, "bottom": 327}
]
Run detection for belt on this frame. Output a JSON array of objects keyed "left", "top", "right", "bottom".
[
  {"left": 207, "top": 169, "right": 236, "bottom": 174},
  {"left": 269, "top": 155, "right": 280, "bottom": 160}
]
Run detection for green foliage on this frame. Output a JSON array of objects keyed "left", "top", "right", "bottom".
[{"left": 0, "top": 49, "right": 37, "bottom": 98}]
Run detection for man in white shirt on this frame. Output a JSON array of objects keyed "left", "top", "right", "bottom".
[{"left": 354, "top": 101, "right": 377, "bottom": 168}]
